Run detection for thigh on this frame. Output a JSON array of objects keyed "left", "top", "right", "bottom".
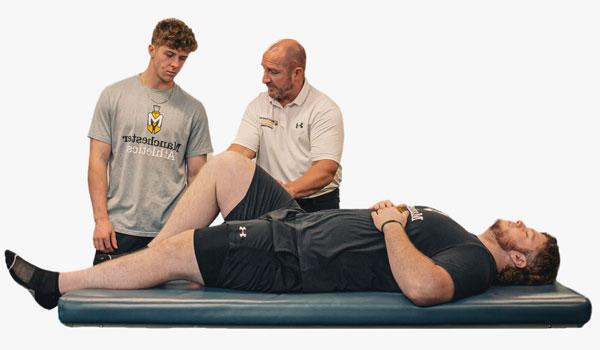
[{"left": 224, "top": 166, "right": 301, "bottom": 221}]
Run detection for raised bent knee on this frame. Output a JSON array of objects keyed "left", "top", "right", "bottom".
[
  {"left": 209, "top": 151, "right": 247, "bottom": 169},
  {"left": 209, "top": 151, "right": 254, "bottom": 178}
]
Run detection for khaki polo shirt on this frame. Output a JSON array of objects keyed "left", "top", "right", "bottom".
[{"left": 233, "top": 80, "right": 344, "bottom": 198}]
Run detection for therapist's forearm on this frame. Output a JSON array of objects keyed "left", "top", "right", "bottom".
[{"left": 285, "top": 161, "right": 337, "bottom": 198}]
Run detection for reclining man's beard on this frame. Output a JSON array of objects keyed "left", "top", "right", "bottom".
[{"left": 490, "top": 220, "right": 519, "bottom": 252}]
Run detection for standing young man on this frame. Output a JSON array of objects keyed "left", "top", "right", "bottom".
[
  {"left": 228, "top": 39, "right": 344, "bottom": 212},
  {"left": 88, "top": 18, "right": 213, "bottom": 264}
]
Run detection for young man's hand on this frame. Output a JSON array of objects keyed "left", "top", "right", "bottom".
[{"left": 93, "top": 218, "right": 117, "bottom": 252}]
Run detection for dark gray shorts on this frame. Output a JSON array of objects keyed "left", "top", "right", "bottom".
[
  {"left": 93, "top": 233, "right": 153, "bottom": 265},
  {"left": 223, "top": 165, "right": 301, "bottom": 222},
  {"left": 194, "top": 219, "right": 302, "bottom": 292},
  {"left": 194, "top": 165, "right": 303, "bottom": 291}
]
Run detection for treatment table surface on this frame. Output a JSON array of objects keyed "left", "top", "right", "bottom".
[{"left": 58, "top": 281, "right": 591, "bottom": 327}]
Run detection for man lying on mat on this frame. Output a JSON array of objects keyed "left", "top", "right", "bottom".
[{"left": 5, "top": 151, "right": 559, "bottom": 309}]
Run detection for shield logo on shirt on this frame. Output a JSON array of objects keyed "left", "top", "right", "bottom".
[{"left": 147, "top": 105, "right": 164, "bottom": 134}]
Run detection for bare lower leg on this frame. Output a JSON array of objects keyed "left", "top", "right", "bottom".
[
  {"left": 59, "top": 230, "right": 200, "bottom": 293},
  {"left": 150, "top": 151, "right": 255, "bottom": 246}
]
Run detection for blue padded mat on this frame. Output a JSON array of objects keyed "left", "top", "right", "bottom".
[{"left": 58, "top": 281, "right": 591, "bottom": 327}]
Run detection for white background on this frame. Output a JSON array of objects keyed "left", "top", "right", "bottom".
[{"left": 1, "top": 0, "right": 598, "bottom": 348}]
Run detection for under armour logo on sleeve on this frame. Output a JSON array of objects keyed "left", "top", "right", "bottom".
[
  {"left": 239, "top": 226, "right": 247, "bottom": 238},
  {"left": 295, "top": 122, "right": 304, "bottom": 128}
]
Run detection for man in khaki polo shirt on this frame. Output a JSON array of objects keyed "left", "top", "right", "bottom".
[{"left": 228, "top": 39, "right": 344, "bottom": 212}]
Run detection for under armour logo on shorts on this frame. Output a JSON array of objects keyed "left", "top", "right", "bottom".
[
  {"left": 239, "top": 226, "right": 247, "bottom": 238},
  {"left": 296, "top": 122, "right": 304, "bottom": 128}
]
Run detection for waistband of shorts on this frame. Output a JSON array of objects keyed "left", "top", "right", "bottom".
[{"left": 193, "top": 225, "right": 229, "bottom": 286}]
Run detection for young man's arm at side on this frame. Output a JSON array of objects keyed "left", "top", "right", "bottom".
[
  {"left": 88, "top": 139, "right": 116, "bottom": 253},
  {"left": 371, "top": 202, "right": 454, "bottom": 306},
  {"left": 186, "top": 154, "right": 207, "bottom": 185}
]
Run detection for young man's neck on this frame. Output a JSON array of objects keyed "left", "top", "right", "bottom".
[
  {"left": 139, "top": 69, "right": 174, "bottom": 90},
  {"left": 478, "top": 231, "right": 510, "bottom": 272}
]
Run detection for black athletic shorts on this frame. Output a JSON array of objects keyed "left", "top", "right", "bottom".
[
  {"left": 296, "top": 188, "right": 340, "bottom": 212},
  {"left": 193, "top": 165, "right": 303, "bottom": 292},
  {"left": 92, "top": 233, "right": 153, "bottom": 265},
  {"left": 223, "top": 165, "right": 301, "bottom": 221}
]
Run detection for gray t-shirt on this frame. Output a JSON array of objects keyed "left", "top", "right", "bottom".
[{"left": 88, "top": 75, "right": 213, "bottom": 237}]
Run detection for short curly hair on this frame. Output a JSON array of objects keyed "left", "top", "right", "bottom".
[
  {"left": 151, "top": 18, "right": 197, "bottom": 52},
  {"left": 495, "top": 232, "right": 560, "bottom": 285}
]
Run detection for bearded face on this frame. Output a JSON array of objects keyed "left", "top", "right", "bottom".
[
  {"left": 265, "top": 71, "right": 294, "bottom": 101},
  {"left": 490, "top": 219, "right": 521, "bottom": 252}
]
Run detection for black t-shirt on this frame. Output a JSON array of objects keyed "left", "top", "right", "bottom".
[{"left": 282, "top": 206, "right": 497, "bottom": 300}]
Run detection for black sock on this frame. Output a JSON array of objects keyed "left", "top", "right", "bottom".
[{"left": 5, "top": 250, "right": 60, "bottom": 310}]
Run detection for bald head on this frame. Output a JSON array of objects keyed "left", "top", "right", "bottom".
[
  {"left": 265, "top": 39, "right": 306, "bottom": 71},
  {"left": 261, "top": 39, "right": 306, "bottom": 106}
]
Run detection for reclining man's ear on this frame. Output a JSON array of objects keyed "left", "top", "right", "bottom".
[{"left": 509, "top": 251, "right": 528, "bottom": 268}]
